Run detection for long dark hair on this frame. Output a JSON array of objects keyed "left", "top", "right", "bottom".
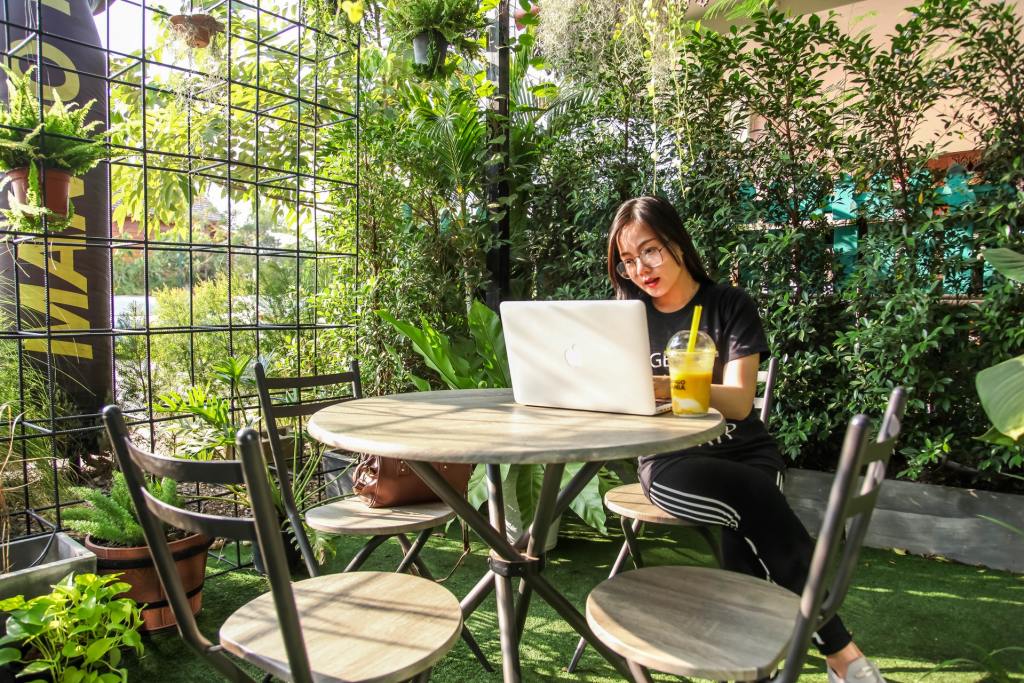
[{"left": 607, "top": 196, "right": 712, "bottom": 299}]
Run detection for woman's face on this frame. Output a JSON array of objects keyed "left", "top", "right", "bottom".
[{"left": 615, "top": 221, "right": 688, "bottom": 301}]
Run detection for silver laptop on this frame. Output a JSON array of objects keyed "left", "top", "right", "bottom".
[{"left": 500, "top": 300, "right": 671, "bottom": 415}]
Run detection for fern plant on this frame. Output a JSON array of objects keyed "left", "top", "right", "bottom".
[
  {"left": 383, "top": 0, "right": 485, "bottom": 58},
  {"left": 0, "top": 65, "right": 40, "bottom": 172},
  {"left": 0, "top": 65, "right": 107, "bottom": 176},
  {"left": 63, "top": 472, "right": 182, "bottom": 547}
]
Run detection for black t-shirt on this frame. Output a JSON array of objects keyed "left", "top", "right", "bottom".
[{"left": 640, "top": 281, "right": 785, "bottom": 473}]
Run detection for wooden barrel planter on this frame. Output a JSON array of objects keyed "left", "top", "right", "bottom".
[{"left": 86, "top": 533, "right": 211, "bottom": 633}]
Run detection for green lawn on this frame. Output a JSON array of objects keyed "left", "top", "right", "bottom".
[{"left": 126, "top": 521, "right": 1024, "bottom": 682}]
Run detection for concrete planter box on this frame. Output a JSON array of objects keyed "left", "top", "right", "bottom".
[
  {"left": 0, "top": 532, "right": 96, "bottom": 602},
  {"left": 785, "top": 468, "right": 1024, "bottom": 573}
]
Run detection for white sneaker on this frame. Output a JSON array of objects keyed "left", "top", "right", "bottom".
[{"left": 827, "top": 656, "right": 887, "bottom": 683}]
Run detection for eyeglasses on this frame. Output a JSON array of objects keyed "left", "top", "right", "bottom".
[{"left": 616, "top": 245, "right": 665, "bottom": 278}]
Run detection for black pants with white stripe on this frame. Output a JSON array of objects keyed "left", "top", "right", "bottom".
[{"left": 640, "top": 454, "right": 853, "bottom": 655}]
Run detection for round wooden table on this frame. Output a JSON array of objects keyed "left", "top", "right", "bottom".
[{"left": 308, "top": 388, "right": 724, "bottom": 683}]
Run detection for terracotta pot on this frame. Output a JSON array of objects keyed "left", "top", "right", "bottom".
[
  {"left": 5, "top": 167, "right": 72, "bottom": 216},
  {"left": 86, "top": 533, "right": 211, "bottom": 633},
  {"left": 169, "top": 14, "right": 224, "bottom": 49}
]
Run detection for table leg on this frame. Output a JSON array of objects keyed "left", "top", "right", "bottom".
[
  {"left": 514, "top": 463, "right": 564, "bottom": 639},
  {"left": 525, "top": 571, "right": 631, "bottom": 680},
  {"left": 462, "top": 569, "right": 496, "bottom": 616},
  {"left": 514, "top": 461, "right": 603, "bottom": 551},
  {"left": 403, "top": 462, "right": 521, "bottom": 561},
  {"left": 404, "top": 461, "right": 620, "bottom": 682},
  {"left": 404, "top": 462, "right": 524, "bottom": 682},
  {"left": 486, "top": 464, "right": 523, "bottom": 682},
  {"left": 567, "top": 517, "right": 641, "bottom": 673}
]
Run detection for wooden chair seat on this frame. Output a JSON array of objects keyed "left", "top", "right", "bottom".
[
  {"left": 221, "top": 571, "right": 463, "bottom": 683},
  {"left": 305, "top": 498, "right": 456, "bottom": 535},
  {"left": 604, "top": 483, "right": 703, "bottom": 526},
  {"left": 586, "top": 566, "right": 800, "bottom": 680}
]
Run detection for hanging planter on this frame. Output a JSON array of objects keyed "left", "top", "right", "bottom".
[
  {"left": 383, "top": 0, "right": 485, "bottom": 80},
  {"left": 0, "top": 65, "right": 107, "bottom": 235},
  {"left": 5, "top": 166, "right": 72, "bottom": 217},
  {"left": 412, "top": 29, "right": 449, "bottom": 75},
  {"left": 168, "top": 13, "right": 225, "bottom": 49}
]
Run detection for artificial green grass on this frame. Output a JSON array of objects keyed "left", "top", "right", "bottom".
[{"left": 125, "top": 521, "right": 1024, "bottom": 682}]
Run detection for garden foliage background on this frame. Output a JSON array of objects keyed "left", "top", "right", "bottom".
[
  {"left": 22, "top": 0, "right": 1019, "bottom": 497},
  {"left": 314, "top": 0, "right": 1024, "bottom": 488}
]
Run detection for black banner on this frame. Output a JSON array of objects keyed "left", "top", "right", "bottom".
[{"left": 1, "top": 0, "right": 113, "bottom": 421}]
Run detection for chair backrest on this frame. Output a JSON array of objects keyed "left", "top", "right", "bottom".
[
  {"left": 103, "top": 406, "right": 315, "bottom": 683},
  {"left": 777, "top": 386, "right": 907, "bottom": 683},
  {"left": 754, "top": 356, "right": 779, "bottom": 427},
  {"left": 253, "top": 360, "right": 362, "bottom": 577}
]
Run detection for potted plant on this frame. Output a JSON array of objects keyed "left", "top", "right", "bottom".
[
  {"left": 61, "top": 472, "right": 211, "bottom": 633},
  {"left": 168, "top": 12, "right": 225, "bottom": 49},
  {"left": 0, "top": 572, "right": 143, "bottom": 682},
  {"left": 0, "top": 65, "right": 107, "bottom": 222},
  {"left": 1, "top": 404, "right": 97, "bottom": 602},
  {"left": 383, "top": 0, "right": 486, "bottom": 78}
]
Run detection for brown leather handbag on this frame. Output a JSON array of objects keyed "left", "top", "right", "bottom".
[{"left": 352, "top": 455, "right": 474, "bottom": 508}]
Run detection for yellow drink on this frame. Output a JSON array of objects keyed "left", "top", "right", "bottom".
[{"left": 666, "top": 349, "right": 715, "bottom": 415}]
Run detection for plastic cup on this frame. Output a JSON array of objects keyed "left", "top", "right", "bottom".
[{"left": 665, "top": 331, "right": 717, "bottom": 416}]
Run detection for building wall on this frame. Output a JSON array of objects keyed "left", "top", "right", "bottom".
[
  {"left": 712, "top": 0, "right": 1024, "bottom": 154},
  {"left": 818, "top": 0, "right": 1021, "bottom": 152}
]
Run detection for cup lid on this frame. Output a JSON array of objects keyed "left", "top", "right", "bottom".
[{"left": 666, "top": 330, "right": 716, "bottom": 354}]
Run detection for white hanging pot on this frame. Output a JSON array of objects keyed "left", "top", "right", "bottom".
[{"left": 412, "top": 31, "right": 432, "bottom": 65}]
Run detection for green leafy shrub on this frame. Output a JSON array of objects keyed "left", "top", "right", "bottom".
[
  {"left": 0, "top": 572, "right": 143, "bottom": 683},
  {"left": 63, "top": 472, "right": 182, "bottom": 547},
  {"left": 316, "top": 0, "right": 1024, "bottom": 489}
]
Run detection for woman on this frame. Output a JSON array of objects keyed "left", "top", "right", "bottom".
[{"left": 607, "top": 196, "right": 884, "bottom": 683}]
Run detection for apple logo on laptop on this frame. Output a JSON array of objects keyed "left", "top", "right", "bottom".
[{"left": 564, "top": 344, "right": 584, "bottom": 368}]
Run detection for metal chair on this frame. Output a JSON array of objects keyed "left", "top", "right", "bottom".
[
  {"left": 583, "top": 386, "right": 907, "bottom": 683},
  {"left": 253, "top": 361, "right": 491, "bottom": 671},
  {"left": 568, "top": 356, "right": 779, "bottom": 672},
  {"left": 103, "top": 405, "right": 463, "bottom": 683}
]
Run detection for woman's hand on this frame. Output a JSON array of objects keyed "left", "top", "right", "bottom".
[{"left": 653, "top": 375, "right": 671, "bottom": 400}]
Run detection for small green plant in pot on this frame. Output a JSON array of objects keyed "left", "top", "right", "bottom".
[
  {"left": 0, "top": 64, "right": 108, "bottom": 233},
  {"left": 62, "top": 472, "right": 211, "bottom": 633},
  {"left": 0, "top": 572, "right": 143, "bottom": 683},
  {"left": 382, "top": 0, "right": 486, "bottom": 78}
]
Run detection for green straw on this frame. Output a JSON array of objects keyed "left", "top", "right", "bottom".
[{"left": 687, "top": 305, "right": 702, "bottom": 352}]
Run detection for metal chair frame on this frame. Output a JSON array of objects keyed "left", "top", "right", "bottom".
[
  {"left": 253, "top": 361, "right": 491, "bottom": 672},
  {"left": 568, "top": 356, "right": 779, "bottom": 673},
  {"left": 104, "top": 406, "right": 318, "bottom": 683},
  {"left": 599, "top": 386, "right": 908, "bottom": 683}
]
